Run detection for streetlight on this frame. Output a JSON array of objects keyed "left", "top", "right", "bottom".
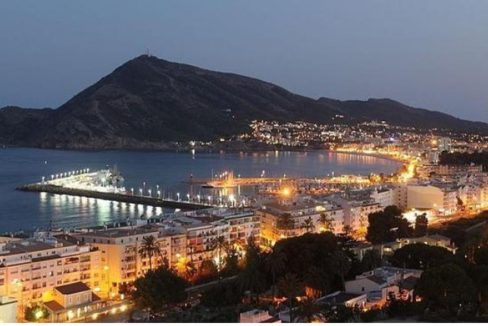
[
  {"left": 139, "top": 188, "right": 143, "bottom": 196},
  {"left": 187, "top": 193, "right": 190, "bottom": 202},
  {"left": 131, "top": 188, "right": 134, "bottom": 195},
  {"left": 176, "top": 192, "right": 180, "bottom": 201},
  {"left": 157, "top": 190, "right": 161, "bottom": 198},
  {"left": 148, "top": 189, "right": 152, "bottom": 197}
]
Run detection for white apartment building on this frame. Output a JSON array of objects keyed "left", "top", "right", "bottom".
[
  {"left": 73, "top": 225, "right": 185, "bottom": 296},
  {"left": 406, "top": 185, "right": 457, "bottom": 216},
  {"left": 370, "top": 187, "right": 395, "bottom": 208},
  {"left": 0, "top": 234, "right": 101, "bottom": 318}
]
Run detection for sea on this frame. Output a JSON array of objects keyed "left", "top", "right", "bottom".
[{"left": 0, "top": 148, "right": 401, "bottom": 233}]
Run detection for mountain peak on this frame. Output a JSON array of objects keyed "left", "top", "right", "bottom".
[{"left": 0, "top": 56, "right": 487, "bottom": 149}]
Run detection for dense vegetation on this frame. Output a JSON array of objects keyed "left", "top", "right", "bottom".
[
  {"left": 128, "top": 208, "right": 488, "bottom": 322},
  {"left": 366, "top": 205, "right": 413, "bottom": 244},
  {"left": 439, "top": 150, "right": 488, "bottom": 171}
]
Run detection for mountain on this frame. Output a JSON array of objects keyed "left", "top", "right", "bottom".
[{"left": 1, "top": 55, "right": 487, "bottom": 149}]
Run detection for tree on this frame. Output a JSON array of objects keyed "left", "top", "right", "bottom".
[
  {"left": 278, "top": 273, "right": 302, "bottom": 323},
  {"left": 132, "top": 265, "right": 188, "bottom": 312},
  {"left": 265, "top": 247, "right": 287, "bottom": 298},
  {"left": 210, "top": 235, "right": 227, "bottom": 278},
  {"left": 200, "top": 279, "right": 242, "bottom": 308},
  {"left": 296, "top": 297, "right": 321, "bottom": 322},
  {"left": 366, "top": 206, "right": 413, "bottom": 244},
  {"left": 331, "top": 250, "right": 351, "bottom": 290},
  {"left": 277, "top": 213, "right": 293, "bottom": 230},
  {"left": 360, "top": 249, "right": 382, "bottom": 272},
  {"left": 416, "top": 263, "right": 477, "bottom": 314},
  {"left": 301, "top": 216, "right": 314, "bottom": 233},
  {"left": 474, "top": 247, "right": 488, "bottom": 266},
  {"left": 274, "top": 232, "right": 342, "bottom": 294},
  {"left": 197, "top": 259, "right": 218, "bottom": 283},
  {"left": 138, "top": 235, "right": 161, "bottom": 271},
  {"left": 221, "top": 245, "right": 240, "bottom": 277},
  {"left": 389, "top": 243, "right": 454, "bottom": 270},
  {"left": 238, "top": 236, "right": 267, "bottom": 303},
  {"left": 24, "top": 305, "right": 49, "bottom": 322},
  {"left": 343, "top": 225, "right": 353, "bottom": 236},
  {"left": 414, "top": 213, "right": 428, "bottom": 237},
  {"left": 320, "top": 213, "right": 334, "bottom": 232}
]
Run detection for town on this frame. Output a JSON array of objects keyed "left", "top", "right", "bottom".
[{"left": 1, "top": 120, "right": 487, "bottom": 323}]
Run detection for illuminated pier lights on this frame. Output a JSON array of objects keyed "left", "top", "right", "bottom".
[{"left": 43, "top": 168, "right": 90, "bottom": 183}]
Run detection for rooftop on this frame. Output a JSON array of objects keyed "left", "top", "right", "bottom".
[{"left": 55, "top": 282, "right": 91, "bottom": 295}]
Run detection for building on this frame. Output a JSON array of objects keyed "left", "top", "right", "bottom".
[
  {"left": 406, "top": 185, "right": 457, "bottom": 216},
  {"left": 370, "top": 188, "right": 395, "bottom": 208},
  {"left": 73, "top": 208, "right": 260, "bottom": 293},
  {"left": 258, "top": 200, "right": 344, "bottom": 246},
  {"left": 316, "top": 291, "right": 367, "bottom": 309},
  {"left": 351, "top": 234, "right": 457, "bottom": 260},
  {"left": 0, "top": 233, "right": 101, "bottom": 319},
  {"left": 43, "top": 282, "right": 105, "bottom": 322},
  {"left": 73, "top": 225, "right": 183, "bottom": 296},
  {"left": 239, "top": 309, "right": 281, "bottom": 323},
  {"left": 332, "top": 198, "right": 382, "bottom": 237},
  {"left": 0, "top": 296, "right": 17, "bottom": 322},
  {"left": 345, "top": 267, "right": 422, "bottom": 306}
]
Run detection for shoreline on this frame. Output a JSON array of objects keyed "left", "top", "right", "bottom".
[{"left": 2, "top": 145, "right": 405, "bottom": 164}]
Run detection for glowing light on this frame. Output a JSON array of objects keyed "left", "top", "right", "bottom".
[
  {"left": 34, "top": 309, "right": 44, "bottom": 320},
  {"left": 67, "top": 310, "right": 75, "bottom": 320},
  {"left": 281, "top": 187, "right": 291, "bottom": 197}
]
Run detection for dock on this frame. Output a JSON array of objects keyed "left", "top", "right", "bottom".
[{"left": 16, "top": 183, "right": 212, "bottom": 210}]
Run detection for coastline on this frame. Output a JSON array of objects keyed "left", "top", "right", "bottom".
[{"left": 2, "top": 144, "right": 406, "bottom": 164}]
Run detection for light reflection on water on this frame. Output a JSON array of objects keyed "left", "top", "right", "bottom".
[
  {"left": 0, "top": 148, "right": 401, "bottom": 232},
  {"left": 38, "top": 192, "right": 165, "bottom": 229}
]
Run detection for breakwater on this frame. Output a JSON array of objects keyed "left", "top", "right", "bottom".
[{"left": 16, "top": 183, "right": 212, "bottom": 210}]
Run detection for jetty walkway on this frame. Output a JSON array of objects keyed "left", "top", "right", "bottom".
[{"left": 16, "top": 183, "right": 212, "bottom": 210}]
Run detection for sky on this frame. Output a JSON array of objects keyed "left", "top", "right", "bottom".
[{"left": 0, "top": 0, "right": 487, "bottom": 122}]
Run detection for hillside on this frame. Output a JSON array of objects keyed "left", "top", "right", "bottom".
[{"left": 1, "top": 55, "right": 487, "bottom": 149}]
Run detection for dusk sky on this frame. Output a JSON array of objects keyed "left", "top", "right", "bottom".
[{"left": 1, "top": 0, "right": 487, "bottom": 122}]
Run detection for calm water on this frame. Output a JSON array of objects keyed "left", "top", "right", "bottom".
[{"left": 0, "top": 148, "right": 401, "bottom": 232}]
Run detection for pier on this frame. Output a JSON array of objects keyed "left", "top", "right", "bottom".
[{"left": 16, "top": 183, "right": 212, "bottom": 210}]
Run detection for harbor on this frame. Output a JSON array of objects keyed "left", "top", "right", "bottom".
[{"left": 16, "top": 168, "right": 212, "bottom": 211}]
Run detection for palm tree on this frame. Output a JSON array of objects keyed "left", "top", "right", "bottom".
[
  {"left": 319, "top": 213, "right": 333, "bottom": 232},
  {"left": 265, "top": 247, "right": 287, "bottom": 298},
  {"left": 301, "top": 216, "right": 314, "bottom": 233},
  {"left": 211, "top": 236, "right": 227, "bottom": 276},
  {"left": 138, "top": 235, "right": 161, "bottom": 271},
  {"left": 278, "top": 273, "right": 302, "bottom": 323}
]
